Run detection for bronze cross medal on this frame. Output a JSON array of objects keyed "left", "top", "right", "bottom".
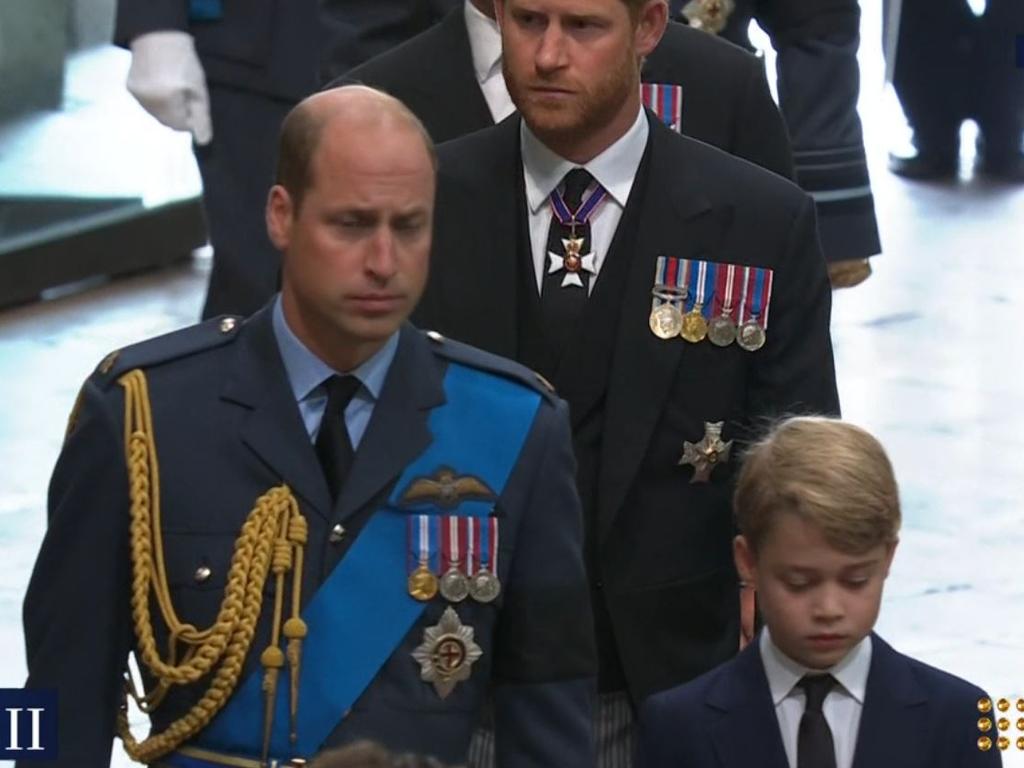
[{"left": 677, "top": 421, "right": 733, "bottom": 483}]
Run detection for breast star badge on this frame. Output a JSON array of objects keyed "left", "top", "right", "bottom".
[
  {"left": 678, "top": 421, "right": 733, "bottom": 483},
  {"left": 548, "top": 236, "right": 596, "bottom": 288},
  {"left": 412, "top": 607, "right": 483, "bottom": 699}
]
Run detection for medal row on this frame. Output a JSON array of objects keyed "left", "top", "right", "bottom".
[
  {"left": 648, "top": 257, "right": 774, "bottom": 351},
  {"left": 407, "top": 514, "right": 502, "bottom": 604}
]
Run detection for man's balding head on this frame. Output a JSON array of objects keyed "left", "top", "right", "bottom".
[
  {"left": 266, "top": 85, "right": 437, "bottom": 373},
  {"left": 274, "top": 85, "right": 437, "bottom": 212}
]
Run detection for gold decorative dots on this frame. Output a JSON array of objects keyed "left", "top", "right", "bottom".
[
  {"left": 1018, "top": 737, "right": 1024, "bottom": 751},
  {"left": 998, "top": 736, "right": 1010, "bottom": 751},
  {"left": 998, "top": 718, "right": 1010, "bottom": 732},
  {"left": 979, "top": 697, "right": 993, "bottom": 713},
  {"left": 998, "top": 698, "right": 1010, "bottom": 712},
  {"left": 979, "top": 736, "right": 993, "bottom": 751},
  {"left": 979, "top": 718, "right": 993, "bottom": 732},
  {"left": 1017, "top": 718, "right": 1024, "bottom": 731},
  {"left": 1018, "top": 698, "right": 1024, "bottom": 712}
]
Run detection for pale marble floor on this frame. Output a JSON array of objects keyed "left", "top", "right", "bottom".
[{"left": 2, "top": 7, "right": 1024, "bottom": 768}]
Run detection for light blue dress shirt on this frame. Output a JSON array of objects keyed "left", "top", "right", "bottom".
[{"left": 271, "top": 296, "right": 399, "bottom": 449}]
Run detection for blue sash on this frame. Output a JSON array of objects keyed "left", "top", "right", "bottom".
[{"left": 196, "top": 362, "right": 541, "bottom": 759}]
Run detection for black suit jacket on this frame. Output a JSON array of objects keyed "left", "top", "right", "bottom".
[
  {"left": 637, "top": 633, "right": 1001, "bottom": 768},
  {"left": 342, "top": 10, "right": 794, "bottom": 179},
  {"left": 416, "top": 114, "right": 839, "bottom": 703},
  {"left": 22, "top": 307, "right": 596, "bottom": 767}
]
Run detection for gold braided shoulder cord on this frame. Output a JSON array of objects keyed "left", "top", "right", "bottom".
[{"left": 116, "top": 369, "right": 309, "bottom": 764}]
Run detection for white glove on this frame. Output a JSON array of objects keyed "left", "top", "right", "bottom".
[{"left": 127, "top": 31, "right": 213, "bottom": 145}]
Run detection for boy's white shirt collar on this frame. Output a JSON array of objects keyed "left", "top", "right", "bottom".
[{"left": 760, "top": 626, "right": 872, "bottom": 705}]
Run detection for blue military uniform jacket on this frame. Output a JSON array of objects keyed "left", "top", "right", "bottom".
[
  {"left": 21, "top": 304, "right": 596, "bottom": 767},
  {"left": 636, "top": 632, "right": 1002, "bottom": 768}
]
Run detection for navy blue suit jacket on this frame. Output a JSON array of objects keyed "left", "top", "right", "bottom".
[
  {"left": 21, "top": 306, "right": 596, "bottom": 768},
  {"left": 636, "top": 632, "right": 1001, "bottom": 768}
]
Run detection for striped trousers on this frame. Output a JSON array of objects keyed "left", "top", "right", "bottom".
[{"left": 466, "top": 691, "right": 635, "bottom": 768}]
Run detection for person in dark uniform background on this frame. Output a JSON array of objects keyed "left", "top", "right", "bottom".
[
  {"left": 678, "top": 0, "right": 881, "bottom": 289},
  {"left": 340, "top": 0, "right": 794, "bottom": 180},
  {"left": 414, "top": 0, "right": 840, "bottom": 763},
  {"left": 20, "top": 87, "right": 595, "bottom": 768},
  {"left": 115, "top": 0, "right": 459, "bottom": 321},
  {"left": 884, "top": 0, "right": 1024, "bottom": 180}
]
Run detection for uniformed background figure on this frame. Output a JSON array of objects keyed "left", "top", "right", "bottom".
[
  {"left": 20, "top": 87, "right": 595, "bottom": 768},
  {"left": 415, "top": 0, "right": 841, "bottom": 764},
  {"left": 677, "top": 0, "right": 881, "bottom": 288},
  {"left": 884, "top": 0, "right": 1024, "bottom": 180},
  {"left": 115, "top": 0, "right": 459, "bottom": 321},
  {"left": 340, "top": 1, "right": 794, "bottom": 180}
]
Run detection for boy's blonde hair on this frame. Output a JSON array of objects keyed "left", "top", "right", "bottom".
[{"left": 734, "top": 416, "right": 901, "bottom": 555}]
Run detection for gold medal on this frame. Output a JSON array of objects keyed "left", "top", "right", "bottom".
[
  {"left": 411, "top": 607, "right": 483, "bottom": 698},
  {"left": 736, "top": 320, "right": 766, "bottom": 352},
  {"left": 439, "top": 567, "right": 470, "bottom": 603},
  {"left": 649, "top": 303, "right": 683, "bottom": 339},
  {"left": 468, "top": 569, "right": 502, "bottom": 604},
  {"left": 680, "top": 308, "right": 709, "bottom": 343},
  {"left": 708, "top": 313, "right": 736, "bottom": 347},
  {"left": 408, "top": 564, "right": 439, "bottom": 602}
]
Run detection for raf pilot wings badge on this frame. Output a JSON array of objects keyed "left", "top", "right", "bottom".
[{"left": 398, "top": 467, "right": 497, "bottom": 510}]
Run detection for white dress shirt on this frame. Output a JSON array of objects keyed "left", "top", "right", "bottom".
[
  {"left": 520, "top": 106, "right": 649, "bottom": 294},
  {"left": 759, "top": 628, "right": 872, "bottom": 768},
  {"left": 464, "top": 1, "right": 515, "bottom": 123}
]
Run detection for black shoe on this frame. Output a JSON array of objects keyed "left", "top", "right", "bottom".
[{"left": 887, "top": 147, "right": 958, "bottom": 180}]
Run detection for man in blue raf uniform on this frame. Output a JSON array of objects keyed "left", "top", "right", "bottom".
[{"left": 21, "top": 86, "right": 595, "bottom": 768}]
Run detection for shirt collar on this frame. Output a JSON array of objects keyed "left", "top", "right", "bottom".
[
  {"left": 759, "top": 627, "right": 873, "bottom": 706},
  {"left": 271, "top": 294, "right": 399, "bottom": 403},
  {"left": 464, "top": 0, "right": 503, "bottom": 83},
  {"left": 520, "top": 106, "right": 648, "bottom": 215}
]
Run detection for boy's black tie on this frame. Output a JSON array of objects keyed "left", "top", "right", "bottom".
[
  {"left": 315, "top": 374, "right": 361, "bottom": 503},
  {"left": 797, "top": 674, "right": 837, "bottom": 768}
]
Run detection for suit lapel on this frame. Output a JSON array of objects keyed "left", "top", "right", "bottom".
[
  {"left": 440, "top": 8, "right": 496, "bottom": 137},
  {"left": 222, "top": 306, "right": 332, "bottom": 521},
  {"left": 437, "top": 117, "right": 522, "bottom": 359},
  {"left": 851, "top": 635, "right": 928, "bottom": 768},
  {"left": 708, "top": 641, "right": 790, "bottom": 768},
  {"left": 596, "top": 116, "right": 732, "bottom": 542},
  {"left": 333, "top": 325, "right": 446, "bottom": 524}
]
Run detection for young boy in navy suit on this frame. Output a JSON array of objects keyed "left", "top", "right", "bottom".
[{"left": 636, "top": 417, "right": 1001, "bottom": 768}]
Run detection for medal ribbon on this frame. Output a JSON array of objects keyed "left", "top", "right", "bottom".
[
  {"left": 736, "top": 266, "right": 752, "bottom": 326},
  {"left": 698, "top": 262, "right": 717, "bottom": 316},
  {"left": 746, "top": 268, "right": 770, "bottom": 327},
  {"left": 489, "top": 517, "right": 499, "bottom": 575},
  {"left": 760, "top": 269, "right": 775, "bottom": 330},
  {"left": 548, "top": 183, "right": 608, "bottom": 229},
  {"left": 713, "top": 263, "right": 737, "bottom": 319},
  {"left": 640, "top": 83, "right": 684, "bottom": 132}
]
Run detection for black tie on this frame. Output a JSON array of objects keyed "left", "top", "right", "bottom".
[
  {"left": 541, "top": 167, "right": 596, "bottom": 357},
  {"left": 797, "top": 674, "right": 837, "bottom": 768},
  {"left": 315, "top": 375, "right": 362, "bottom": 503}
]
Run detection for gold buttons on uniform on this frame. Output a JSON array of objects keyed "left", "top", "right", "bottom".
[
  {"left": 193, "top": 565, "right": 212, "bottom": 583},
  {"left": 979, "top": 697, "right": 993, "bottom": 713},
  {"left": 329, "top": 524, "right": 346, "bottom": 543},
  {"left": 219, "top": 317, "right": 238, "bottom": 333},
  {"left": 426, "top": 330, "right": 444, "bottom": 343}
]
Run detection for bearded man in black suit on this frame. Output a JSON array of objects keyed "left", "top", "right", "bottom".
[{"left": 413, "top": 0, "right": 840, "bottom": 764}]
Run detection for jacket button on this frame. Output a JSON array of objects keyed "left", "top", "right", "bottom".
[
  {"left": 329, "top": 524, "right": 346, "bottom": 543},
  {"left": 194, "top": 565, "right": 212, "bottom": 583}
]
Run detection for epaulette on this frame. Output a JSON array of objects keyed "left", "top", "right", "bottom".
[
  {"left": 92, "top": 315, "right": 244, "bottom": 387},
  {"left": 422, "top": 330, "right": 558, "bottom": 403}
]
